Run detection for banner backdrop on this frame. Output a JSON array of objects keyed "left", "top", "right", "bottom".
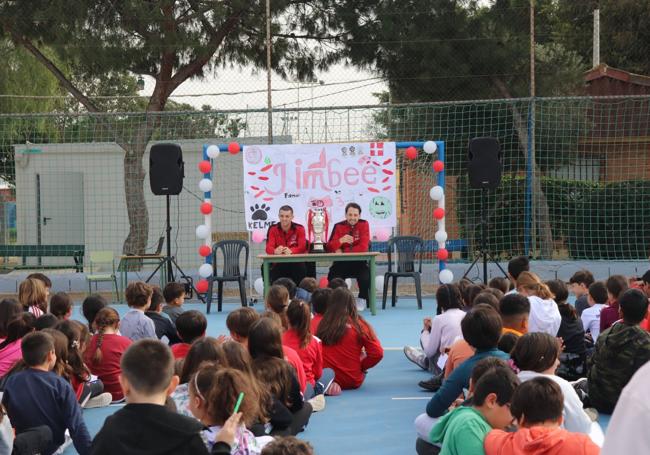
[{"left": 243, "top": 142, "right": 397, "bottom": 234}]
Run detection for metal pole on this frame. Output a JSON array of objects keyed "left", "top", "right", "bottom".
[
  {"left": 593, "top": 8, "right": 600, "bottom": 67},
  {"left": 266, "top": 0, "right": 273, "bottom": 144},
  {"left": 529, "top": 0, "right": 537, "bottom": 256}
]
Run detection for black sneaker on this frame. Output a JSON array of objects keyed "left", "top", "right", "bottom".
[{"left": 418, "top": 375, "right": 443, "bottom": 392}]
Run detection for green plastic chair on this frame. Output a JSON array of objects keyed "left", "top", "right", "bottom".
[{"left": 86, "top": 251, "right": 119, "bottom": 302}]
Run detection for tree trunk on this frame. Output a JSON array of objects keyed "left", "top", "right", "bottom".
[{"left": 492, "top": 78, "right": 554, "bottom": 258}]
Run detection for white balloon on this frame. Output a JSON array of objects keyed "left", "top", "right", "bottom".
[
  {"left": 435, "top": 230, "right": 448, "bottom": 243},
  {"left": 423, "top": 141, "right": 438, "bottom": 154},
  {"left": 206, "top": 145, "right": 220, "bottom": 159},
  {"left": 199, "top": 263, "right": 213, "bottom": 278},
  {"left": 439, "top": 269, "right": 454, "bottom": 284},
  {"left": 429, "top": 185, "right": 444, "bottom": 201},
  {"left": 254, "top": 277, "right": 265, "bottom": 295},
  {"left": 199, "top": 178, "right": 213, "bottom": 192},
  {"left": 375, "top": 275, "right": 385, "bottom": 291},
  {"left": 195, "top": 224, "right": 210, "bottom": 239},
  {"left": 345, "top": 278, "right": 352, "bottom": 289}
]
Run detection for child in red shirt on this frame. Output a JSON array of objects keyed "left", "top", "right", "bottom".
[
  {"left": 84, "top": 307, "right": 132, "bottom": 401},
  {"left": 283, "top": 299, "right": 335, "bottom": 398},
  {"left": 170, "top": 310, "right": 207, "bottom": 360},
  {"left": 309, "top": 288, "right": 331, "bottom": 335},
  {"left": 316, "top": 287, "right": 383, "bottom": 389}
]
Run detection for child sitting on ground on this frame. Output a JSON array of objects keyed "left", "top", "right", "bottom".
[
  {"left": 227, "top": 307, "right": 261, "bottom": 349},
  {"left": 189, "top": 365, "right": 271, "bottom": 453},
  {"left": 2, "top": 332, "right": 91, "bottom": 454},
  {"left": 49, "top": 292, "right": 73, "bottom": 320},
  {"left": 81, "top": 294, "right": 107, "bottom": 333},
  {"left": 295, "top": 277, "right": 317, "bottom": 302},
  {"left": 309, "top": 288, "right": 332, "bottom": 334},
  {"left": 84, "top": 307, "right": 132, "bottom": 401},
  {"left": 18, "top": 278, "right": 48, "bottom": 317},
  {"left": 506, "top": 256, "right": 529, "bottom": 293},
  {"left": 587, "top": 288, "right": 650, "bottom": 413},
  {"left": 484, "top": 377, "right": 600, "bottom": 455},
  {"left": 171, "top": 310, "right": 207, "bottom": 359},
  {"left": 600, "top": 274, "right": 628, "bottom": 332},
  {"left": 404, "top": 284, "right": 465, "bottom": 374},
  {"left": 546, "top": 279, "right": 586, "bottom": 380},
  {"left": 488, "top": 277, "right": 511, "bottom": 295},
  {"left": 316, "top": 287, "right": 383, "bottom": 391},
  {"left": 273, "top": 278, "right": 297, "bottom": 299},
  {"left": 162, "top": 282, "right": 186, "bottom": 324},
  {"left": 0, "top": 313, "right": 35, "bottom": 377},
  {"left": 429, "top": 365, "right": 519, "bottom": 455},
  {"left": 261, "top": 436, "right": 314, "bottom": 455},
  {"left": 121, "top": 281, "right": 156, "bottom": 341},
  {"left": 516, "top": 272, "right": 561, "bottom": 336},
  {"left": 581, "top": 281, "right": 607, "bottom": 342},
  {"left": 283, "top": 299, "right": 335, "bottom": 398},
  {"left": 266, "top": 285, "right": 290, "bottom": 330},
  {"left": 146, "top": 286, "right": 181, "bottom": 345},
  {"left": 91, "top": 340, "right": 211, "bottom": 455},
  {"left": 568, "top": 270, "right": 595, "bottom": 317}
]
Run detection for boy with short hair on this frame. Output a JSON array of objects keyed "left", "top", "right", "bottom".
[
  {"left": 91, "top": 339, "right": 209, "bottom": 455},
  {"left": 587, "top": 288, "right": 650, "bottom": 413},
  {"left": 226, "top": 307, "right": 260, "bottom": 348},
  {"left": 485, "top": 377, "right": 599, "bottom": 455},
  {"left": 170, "top": 310, "right": 207, "bottom": 359},
  {"left": 425, "top": 305, "right": 509, "bottom": 419},
  {"left": 581, "top": 281, "right": 607, "bottom": 341},
  {"left": 121, "top": 281, "right": 157, "bottom": 341},
  {"left": 162, "top": 282, "right": 186, "bottom": 324},
  {"left": 273, "top": 277, "right": 297, "bottom": 299},
  {"left": 506, "top": 256, "right": 529, "bottom": 294},
  {"left": 2, "top": 332, "right": 92, "bottom": 455},
  {"left": 295, "top": 277, "right": 317, "bottom": 302},
  {"left": 429, "top": 366, "right": 520, "bottom": 455},
  {"left": 146, "top": 286, "right": 181, "bottom": 345},
  {"left": 568, "top": 270, "right": 595, "bottom": 317},
  {"left": 309, "top": 288, "right": 332, "bottom": 334},
  {"left": 82, "top": 294, "right": 107, "bottom": 332},
  {"left": 499, "top": 294, "right": 530, "bottom": 337},
  {"left": 26, "top": 272, "right": 52, "bottom": 300}
]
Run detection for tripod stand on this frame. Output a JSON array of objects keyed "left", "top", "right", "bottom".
[
  {"left": 146, "top": 195, "right": 204, "bottom": 302},
  {"left": 462, "top": 187, "right": 508, "bottom": 284}
]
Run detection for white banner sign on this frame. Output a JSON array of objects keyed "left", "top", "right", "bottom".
[{"left": 243, "top": 142, "right": 397, "bottom": 234}]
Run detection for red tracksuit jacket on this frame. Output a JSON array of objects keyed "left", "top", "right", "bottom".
[
  {"left": 326, "top": 219, "right": 370, "bottom": 253},
  {"left": 265, "top": 222, "right": 308, "bottom": 254}
]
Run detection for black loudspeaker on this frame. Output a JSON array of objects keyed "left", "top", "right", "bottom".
[
  {"left": 467, "top": 137, "right": 502, "bottom": 190},
  {"left": 150, "top": 143, "right": 184, "bottom": 195}
]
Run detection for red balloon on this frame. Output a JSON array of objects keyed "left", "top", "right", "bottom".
[
  {"left": 198, "top": 245, "right": 211, "bottom": 257},
  {"left": 318, "top": 277, "right": 329, "bottom": 288},
  {"left": 228, "top": 142, "right": 241, "bottom": 154},
  {"left": 433, "top": 207, "right": 445, "bottom": 220},
  {"left": 433, "top": 160, "right": 444, "bottom": 172},
  {"left": 405, "top": 146, "right": 417, "bottom": 160},
  {"left": 200, "top": 202, "right": 213, "bottom": 215},
  {"left": 198, "top": 160, "right": 211, "bottom": 173},
  {"left": 196, "top": 279, "right": 209, "bottom": 293},
  {"left": 436, "top": 248, "right": 449, "bottom": 261}
]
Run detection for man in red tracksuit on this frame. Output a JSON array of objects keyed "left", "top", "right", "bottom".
[
  {"left": 265, "top": 205, "right": 309, "bottom": 285},
  {"left": 327, "top": 202, "right": 371, "bottom": 303}
]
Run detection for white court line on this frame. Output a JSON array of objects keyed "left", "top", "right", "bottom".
[
  {"left": 391, "top": 397, "right": 431, "bottom": 400},
  {"left": 384, "top": 347, "right": 403, "bottom": 351}
]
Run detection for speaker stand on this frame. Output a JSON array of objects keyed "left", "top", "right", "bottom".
[
  {"left": 146, "top": 195, "right": 205, "bottom": 303},
  {"left": 462, "top": 187, "right": 508, "bottom": 284}
]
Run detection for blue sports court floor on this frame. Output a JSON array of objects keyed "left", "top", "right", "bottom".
[{"left": 64, "top": 297, "right": 610, "bottom": 454}]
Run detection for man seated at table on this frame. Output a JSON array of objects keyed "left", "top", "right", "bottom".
[
  {"left": 327, "top": 202, "right": 371, "bottom": 307},
  {"left": 265, "top": 205, "right": 308, "bottom": 284}
]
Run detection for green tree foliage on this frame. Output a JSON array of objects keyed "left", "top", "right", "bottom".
[
  {"left": 0, "top": 40, "right": 67, "bottom": 185},
  {"left": 0, "top": 0, "right": 350, "bottom": 253}
]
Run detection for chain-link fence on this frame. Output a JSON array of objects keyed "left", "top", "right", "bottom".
[{"left": 0, "top": 96, "right": 649, "bottom": 287}]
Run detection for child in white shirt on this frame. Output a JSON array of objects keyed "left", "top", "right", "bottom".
[{"left": 581, "top": 281, "right": 607, "bottom": 341}]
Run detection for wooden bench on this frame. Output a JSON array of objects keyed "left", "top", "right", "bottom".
[{"left": 0, "top": 245, "right": 85, "bottom": 272}]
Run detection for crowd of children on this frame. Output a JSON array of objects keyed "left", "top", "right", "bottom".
[
  {"left": 1, "top": 260, "right": 649, "bottom": 454},
  {"left": 410, "top": 257, "right": 650, "bottom": 455},
  {"left": 0, "top": 272, "right": 382, "bottom": 454}
]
